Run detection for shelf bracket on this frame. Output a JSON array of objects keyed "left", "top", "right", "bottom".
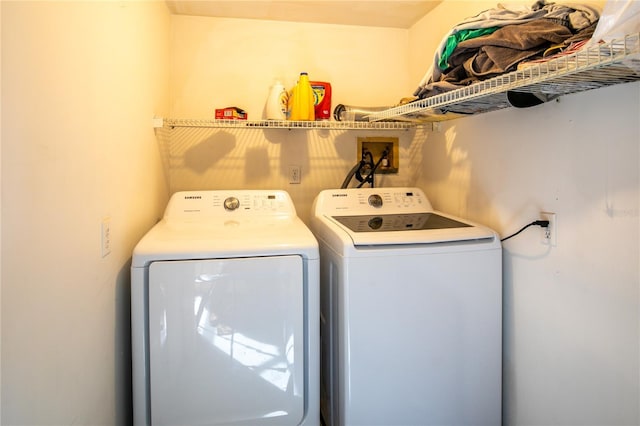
[{"left": 152, "top": 117, "right": 164, "bottom": 128}]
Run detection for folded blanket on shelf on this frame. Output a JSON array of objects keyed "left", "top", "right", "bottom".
[
  {"left": 517, "top": 21, "right": 597, "bottom": 67},
  {"left": 413, "top": 0, "right": 601, "bottom": 100},
  {"left": 450, "top": 20, "right": 572, "bottom": 79},
  {"left": 439, "top": 27, "right": 500, "bottom": 70}
]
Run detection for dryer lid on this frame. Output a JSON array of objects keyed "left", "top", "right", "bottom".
[{"left": 132, "top": 190, "right": 318, "bottom": 267}]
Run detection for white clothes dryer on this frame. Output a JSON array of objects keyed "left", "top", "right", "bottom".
[
  {"left": 311, "top": 187, "right": 502, "bottom": 426},
  {"left": 131, "top": 190, "right": 319, "bottom": 426}
]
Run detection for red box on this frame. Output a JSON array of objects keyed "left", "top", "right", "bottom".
[{"left": 215, "top": 107, "right": 247, "bottom": 120}]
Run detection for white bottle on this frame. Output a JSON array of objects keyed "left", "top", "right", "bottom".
[{"left": 266, "top": 81, "right": 288, "bottom": 120}]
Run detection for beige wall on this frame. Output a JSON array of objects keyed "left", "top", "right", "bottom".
[
  {"left": 167, "top": 7, "right": 639, "bottom": 424},
  {"left": 170, "top": 15, "right": 412, "bottom": 118},
  {"left": 0, "top": 2, "right": 3, "bottom": 421},
  {"left": 167, "top": 15, "right": 422, "bottom": 223},
  {"left": 1, "top": 1, "right": 170, "bottom": 424},
  {"left": 430, "top": 84, "right": 640, "bottom": 425},
  {"left": 1, "top": 0, "right": 638, "bottom": 424},
  {"left": 412, "top": 1, "right": 639, "bottom": 425}
]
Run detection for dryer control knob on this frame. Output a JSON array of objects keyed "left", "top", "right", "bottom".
[
  {"left": 368, "top": 216, "right": 383, "bottom": 230},
  {"left": 223, "top": 196, "right": 240, "bottom": 211},
  {"left": 368, "top": 194, "right": 383, "bottom": 208}
]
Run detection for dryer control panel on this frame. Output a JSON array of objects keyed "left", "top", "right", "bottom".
[{"left": 164, "top": 190, "right": 297, "bottom": 219}]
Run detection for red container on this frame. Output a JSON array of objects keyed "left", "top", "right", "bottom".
[
  {"left": 310, "top": 81, "right": 332, "bottom": 120},
  {"left": 215, "top": 107, "right": 247, "bottom": 120}
]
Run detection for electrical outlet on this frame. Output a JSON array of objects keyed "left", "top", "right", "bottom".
[
  {"left": 540, "top": 212, "right": 556, "bottom": 246},
  {"left": 357, "top": 137, "right": 399, "bottom": 174},
  {"left": 101, "top": 217, "right": 112, "bottom": 257},
  {"left": 288, "top": 165, "right": 301, "bottom": 184}
]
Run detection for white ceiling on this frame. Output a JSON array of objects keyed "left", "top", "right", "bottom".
[{"left": 165, "top": 1, "right": 442, "bottom": 29}]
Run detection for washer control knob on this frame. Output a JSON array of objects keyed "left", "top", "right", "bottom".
[
  {"left": 368, "top": 194, "right": 383, "bottom": 208},
  {"left": 223, "top": 196, "right": 240, "bottom": 211}
]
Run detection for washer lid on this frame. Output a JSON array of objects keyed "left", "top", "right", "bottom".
[
  {"left": 312, "top": 187, "right": 497, "bottom": 246},
  {"left": 332, "top": 212, "right": 471, "bottom": 233},
  {"left": 325, "top": 212, "right": 496, "bottom": 246}
]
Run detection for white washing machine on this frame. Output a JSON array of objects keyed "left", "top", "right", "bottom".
[
  {"left": 131, "top": 190, "right": 319, "bottom": 426},
  {"left": 311, "top": 187, "right": 502, "bottom": 426}
]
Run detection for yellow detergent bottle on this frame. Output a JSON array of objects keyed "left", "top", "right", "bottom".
[{"left": 288, "top": 72, "right": 315, "bottom": 121}]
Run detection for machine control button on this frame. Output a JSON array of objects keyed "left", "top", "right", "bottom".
[
  {"left": 368, "top": 194, "right": 383, "bottom": 208},
  {"left": 223, "top": 196, "right": 240, "bottom": 211},
  {"left": 368, "top": 217, "right": 383, "bottom": 230}
]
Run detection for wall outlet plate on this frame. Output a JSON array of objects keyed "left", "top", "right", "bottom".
[
  {"left": 540, "top": 211, "right": 557, "bottom": 246},
  {"left": 101, "top": 217, "right": 112, "bottom": 257},
  {"left": 288, "top": 165, "right": 301, "bottom": 184}
]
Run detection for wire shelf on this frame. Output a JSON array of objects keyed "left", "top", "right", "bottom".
[
  {"left": 368, "top": 32, "right": 640, "bottom": 122},
  {"left": 160, "top": 33, "right": 639, "bottom": 129},
  {"left": 163, "top": 118, "right": 418, "bottom": 130}
]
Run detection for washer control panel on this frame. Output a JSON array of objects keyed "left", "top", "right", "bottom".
[
  {"left": 315, "top": 187, "right": 432, "bottom": 215},
  {"left": 368, "top": 194, "right": 383, "bottom": 208},
  {"left": 357, "top": 190, "right": 429, "bottom": 211},
  {"left": 164, "top": 190, "right": 296, "bottom": 219}
]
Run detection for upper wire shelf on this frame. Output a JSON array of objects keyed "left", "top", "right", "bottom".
[
  {"left": 159, "top": 33, "right": 639, "bottom": 129},
  {"left": 162, "top": 118, "right": 418, "bottom": 130},
  {"left": 368, "top": 32, "right": 640, "bottom": 122}
]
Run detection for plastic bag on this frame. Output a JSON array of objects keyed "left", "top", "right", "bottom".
[{"left": 589, "top": 0, "right": 640, "bottom": 43}]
